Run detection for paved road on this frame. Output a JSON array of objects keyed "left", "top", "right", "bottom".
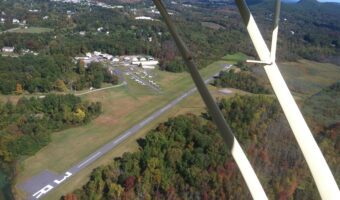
[
  {"left": 74, "top": 81, "right": 127, "bottom": 96},
  {"left": 19, "top": 65, "right": 231, "bottom": 199}
]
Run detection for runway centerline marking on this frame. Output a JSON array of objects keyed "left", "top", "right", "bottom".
[{"left": 77, "top": 152, "right": 102, "bottom": 168}]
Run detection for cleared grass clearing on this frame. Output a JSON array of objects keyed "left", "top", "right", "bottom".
[
  {"left": 221, "top": 52, "right": 248, "bottom": 62},
  {"left": 252, "top": 59, "right": 340, "bottom": 99},
  {"left": 6, "top": 27, "right": 53, "bottom": 33},
  {"left": 15, "top": 58, "right": 228, "bottom": 199},
  {"left": 279, "top": 60, "right": 340, "bottom": 96},
  {"left": 201, "top": 22, "right": 225, "bottom": 30}
]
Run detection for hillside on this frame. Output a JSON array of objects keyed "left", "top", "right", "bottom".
[
  {"left": 303, "top": 82, "right": 340, "bottom": 127},
  {"left": 66, "top": 94, "right": 338, "bottom": 199},
  {"left": 0, "top": 0, "right": 338, "bottom": 199}
]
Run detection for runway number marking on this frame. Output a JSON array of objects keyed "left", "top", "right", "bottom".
[
  {"left": 32, "top": 171, "right": 72, "bottom": 199},
  {"left": 53, "top": 172, "right": 72, "bottom": 184},
  {"left": 32, "top": 185, "right": 53, "bottom": 199}
]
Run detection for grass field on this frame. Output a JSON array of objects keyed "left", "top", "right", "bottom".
[
  {"left": 15, "top": 56, "right": 232, "bottom": 199},
  {"left": 5, "top": 27, "right": 53, "bottom": 33},
  {"left": 252, "top": 59, "right": 340, "bottom": 99},
  {"left": 201, "top": 22, "right": 225, "bottom": 30},
  {"left": 221, "top": 52, "right": 248, "bottom": 62}
]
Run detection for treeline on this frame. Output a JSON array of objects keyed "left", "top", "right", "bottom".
[
  {"left": 214, "top": 69, "right": 270, "bottom": 94},
  {"left": 0, "top": 94, "right": 101, "bottom": 197},
  {"left": 250, "top": 0, "right": 340, "bottom": 64},
  {"left": 65, "top": 95, "right": 327, "bottom": 199},
  {"left": 160, "top": 56, "right": 187, "bottom": 73},
  {"left": 1, "top": 0, "right": 340, "bottom": 78},
  {"left": 0, "top": 54, "right": 119, "bottom": 94},
  {"left": 0, "top": 94, "right": 101, "bottom": 163},
  {"left": 74, "top": 61, "right": 119, "bottom": 90}
]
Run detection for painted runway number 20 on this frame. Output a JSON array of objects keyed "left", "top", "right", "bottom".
[{"left": 32, "top": 172, "right": 72, "bottom": 199}]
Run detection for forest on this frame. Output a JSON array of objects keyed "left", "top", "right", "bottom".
[
  {"left": 64, "top": 94, "right": 338, "bottom": 199},
  {"left": 0, "top": 54, "right": 119, "bottom": 94},
  {"left": 0, "top": 0, "right": 338, "bottom": 199},
  {"left": 0, "top": 0, "right": 339, "bottom": 90},
  {"left": 0, "top": 94, "right": 101, "bottom": 198},
  {"left": 214, "top": 65, "right": 270, "bottom": 94},
  {"left": 303, "top": 82, "right": 340, "bottom": 128}
]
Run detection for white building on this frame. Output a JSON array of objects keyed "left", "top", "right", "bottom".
[
  {"left": 12, "top": 19, "right": 20, "bottom": 24},
  {"left": 29, "top": 9, "right": 39, "bottom": 13},
  {"left": 135, "top": 16, "right": 154, "bottom": 21},
  {"left": 74, "top": 56, "right": 90, "bottom": 61},
  {"left": 113, "top": 6, "right": 124, "bottom": 9},
  {"left": 2, "top": 47, "right": 15, "bottom": 53},
  {"left": 21, "top": 49, "right": 38, "bottom": 55},
  {"left": 94, "top": 51, "right": 102, "bottom": 56},
  {"left": 112, "top": 57, "right": 120, "bottom": 62},
  {"left": 0, "top": 18, "right": 4, "bottom": 23},
  {"left": 150, "top": 9, "right": 160, "bottom": 15},
  {"left": 79, "top": 31, "right": 86, "bottom": 36},
  {"left": 132, "top": 60, "right": 159, "bottom": 69},
  {"left": 43, "top": 16, "right": 49, "bottom": 20},
  {"left": 102, "top": 54, "right": 113, "bottom": 60}
]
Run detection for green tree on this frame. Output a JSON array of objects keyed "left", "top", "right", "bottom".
[{"left": 55, "top": 79, "right": 68, "bottom": 92}]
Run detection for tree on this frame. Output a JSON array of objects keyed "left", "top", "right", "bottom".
[
  {"left": 92, "top": 73, "right": 103, "bottom": 89},
  {"left": 62, "top": 193, "right": 78, "bottom": 200},
  {"left": 73, "top": 108, "right": 86, "bottom": 123},
  {"left": 55, "top": 79, "right": 68, "bottom": 92},
  {"left": 77, "top": 60, "right": 86, "bottom": 75},
  {"left": 15, "top": 83, "right": 23, "bottom": 95},
  {"left": 108, "top": 183, "right": 124, "bottom": 199}
]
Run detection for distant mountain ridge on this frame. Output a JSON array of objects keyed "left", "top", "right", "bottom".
[{"left": 174, "top": 0, "right": 340, "bottom": 5}]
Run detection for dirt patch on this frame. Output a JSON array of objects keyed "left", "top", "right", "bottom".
[
  {"left": 219, "top": 89, "right": 233, "bottom": 94},
  {"left": 201, "top": 22, "right": 225, "bottom": 30},
  {"left": 94, "top": 116, "right": 118, "bottom": 125}
]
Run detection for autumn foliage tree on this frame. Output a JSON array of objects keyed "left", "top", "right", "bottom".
[
  {"left": 0, "top": 94, "right": 102, "bottom": 193},
  {"left": 65, "top": 95, "right": 325, "bottom": 200},
  {"left": 15, "top": 83, "right": 23, "bottom": 95}
]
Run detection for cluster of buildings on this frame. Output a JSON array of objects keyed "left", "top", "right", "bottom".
[
  {"left": 75, "top": 51, "right": 159, "bottom": 69},
  {"left": 135, "top": 16, "right": 156, "bottom": 21},
  {"left": 1, "top": 47, "right": 14, "bottom": 53},
  {"left": 124, "top": 56, "right": 159, "bottom": 69},
  {"left": 50, "top": 0, "right": 124, "bottom": 9},
  {"left": 1, "top": 46, "right": 38, "bottom": 55},
  {"left": 132, "top": 6, "right": 174, "bottom": 22},
  {"left": 1, "top": 10, "right": 28, "bottom": 25}
]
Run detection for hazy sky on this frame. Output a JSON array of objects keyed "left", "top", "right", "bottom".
[
  {"left": 283, "top": 0, "right": 340, "bottom": 2},
  {"left": 317, "top": 0, "right": 340, "bottom": 2}
]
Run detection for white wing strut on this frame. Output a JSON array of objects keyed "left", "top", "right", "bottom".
[
  {"left": 270, "top": 0, "right": 280, "bottom": 61},
  {"left": 235, "top": 0, "right": 340, "bottom": 199}
]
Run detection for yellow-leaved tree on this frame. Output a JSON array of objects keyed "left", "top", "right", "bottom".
[{"left": 15, "top": 83, "right": 23, "bottom": 95}]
